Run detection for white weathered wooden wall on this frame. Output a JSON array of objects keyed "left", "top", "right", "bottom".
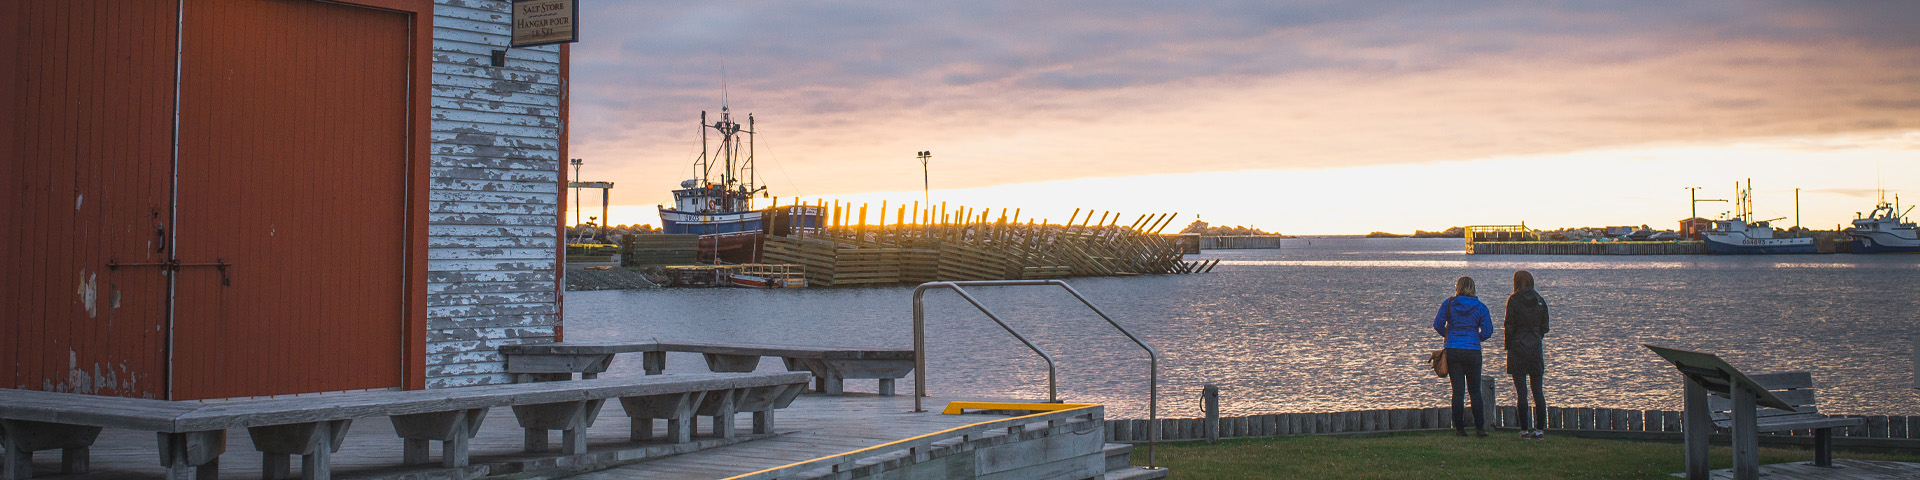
[{"left": 426, "top": 0, "right": 564, "bottom": 388}]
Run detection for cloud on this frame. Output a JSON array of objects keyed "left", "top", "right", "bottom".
[{"left": 563, "top": 1, "right": 1920, "bottom": 206}]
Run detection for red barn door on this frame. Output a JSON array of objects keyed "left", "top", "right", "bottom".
[
  {"left": 168, "top": 0, "right": 413, "bottom": 399},
  {"left": 0, "top": 1, "right": 179, "bottom": 398}
]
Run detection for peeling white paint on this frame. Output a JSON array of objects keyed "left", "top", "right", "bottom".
[
  {"left": 111, "top": 286, "right": 122, "bottom": 309},
  {"left": 77, "top": 270, "right": 98, "bottom": 318},
  {"left": 76, "top": 193, "right": 84, "bottom": 210}
]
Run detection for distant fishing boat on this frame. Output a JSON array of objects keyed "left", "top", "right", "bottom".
[
  {"left": 657, "top": 99, "right": 819, "bottom": 263},
  {"left": 1701, "top": 179, "right": 1816, "bottom": 255},
  {"left": 1845, "top": 195, "right": 1920, "bottom": 254}
]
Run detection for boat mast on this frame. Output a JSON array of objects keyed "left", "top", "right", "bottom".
[{"left": 698, "top": 110, "right": 710, "bottom": 186}]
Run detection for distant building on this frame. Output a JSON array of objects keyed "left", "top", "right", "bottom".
[
  {"left": 3, "top": 1, "right": 569, "bottom": 399},
  {"left": 1679, "top": 217, "right": 1714, "bottom": 240}
]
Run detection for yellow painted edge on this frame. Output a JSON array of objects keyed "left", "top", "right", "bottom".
[
  {"left": 723, "top": 402, "right": 1101, "bottom": 480},
  {"left": 940, "top": 401, "right": 1098, "bottom": 415}
]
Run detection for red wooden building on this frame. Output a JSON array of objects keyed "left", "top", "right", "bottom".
[{"left": 3, "top": 0, "right": 570, "bottom": 400}]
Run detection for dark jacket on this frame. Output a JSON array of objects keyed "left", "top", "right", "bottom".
[
  {"left": 1503, "top": 288, "right": 1550, "bottom": 374},
  {"left": 1432, "top": 296, "right": 1492, "bottom": 350}
]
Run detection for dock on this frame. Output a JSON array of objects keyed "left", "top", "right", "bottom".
[{"left": 1468, "top": 241, "right": 1708, "bottom": 255}]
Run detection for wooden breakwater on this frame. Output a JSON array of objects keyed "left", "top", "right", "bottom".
[
  {"left": 1105, "top": 406, "right": 1920, "bottom": 444},
  {"left": 1201, "top": 235, "right": 1285, "bottom": 250},
  {"left": 758, "top": 203, "right": 1207, "bottom": 287},
  {"left": 1468, "top": 241, "right": 1707, "bottom": 255}
]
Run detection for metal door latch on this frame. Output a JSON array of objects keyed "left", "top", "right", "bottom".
[{"left": 107, "top": 258, "right": 231, "bottom": 286}]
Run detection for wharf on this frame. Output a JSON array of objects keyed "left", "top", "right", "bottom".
[
  {"left": 1468, "top": 241, "right": 1707, "bottom": 255},
  {"left": 5, "top": 394, "right": 1004, "bottom": 479}
]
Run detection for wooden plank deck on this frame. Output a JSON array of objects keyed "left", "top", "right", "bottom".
[
  {"left": 1, "top": 393, "right": 1003, "bottom": 479},
  {"left": 561, "top": 394, "right": 1000, "bottom": 479},
  {"left": 1681, "top": 459, "right": 1920, "bottom": 479}
]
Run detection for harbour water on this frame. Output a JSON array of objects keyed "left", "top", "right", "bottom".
[{"left": 565, "top": 237, "right": 1920, "bottom": 419}]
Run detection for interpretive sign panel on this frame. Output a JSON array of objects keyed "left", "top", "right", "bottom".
[{"left": 511, "top": 0, "right": 578, "bottom": 47}]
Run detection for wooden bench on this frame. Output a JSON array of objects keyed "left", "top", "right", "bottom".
[
  {"left": 500, "top": 341, "right": 915, "bottom": 395},
  {"left": 0, "top": 372, "right": 807, "bottom": 480},
  {"left": 1646, "top": 345, "right": 1865, "bottom": 480}
]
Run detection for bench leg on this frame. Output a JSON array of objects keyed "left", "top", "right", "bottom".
[
  {"left": 401, "top": 439, "right": 429, "bottom": 466},
  {"left": 1730, "top": 382, "right": 1759, "bottom": 480},
  {"left": 753, "top": 408, "right": 775, "bottom": 435},
  {"left": 301, "top": 433, "right": 331, "bottom": 480},
  {"left": 513, "top": 400, "right": 603, "bottom": 455},
  {"left": 823, "top": 376, "right": 844, "bottom": 395},
  {"left": 1682, "top": 379, "right": 1710, "bottom": 480},
  {"left": 631, "top": 418, "right": 654, "bottom": 442},
  {"left": 709, "top": 391, "right": 738, "bottom": 438},
  {"left": 157, "top": 431, "right": 225, "bottom": 480},
  {"left": 643, "top": 351, "right": 667, "bottom": 375},
  {"left": 878, "top": 378, "right": 895, "bottom": 397},
  {"left": 264, "top": 454, "right": 292, "bottom": 480},
  {"left": 1813, "top": 427, "right": 1834, "bottom": 467},
  {"left": 3, "top": 443, "right": 29, "bottom": 480},
  {"left": 248, "top": 420, "right": 350, "bottom": 480},
  {"left": 0, "top": 419, "right": 104, "bottom": 479},
  {"left": 391, "top": 408, "right": 485, "bottom": 468}
]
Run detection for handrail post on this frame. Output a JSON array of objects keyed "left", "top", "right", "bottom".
[{"left": 911, "top": 279, "right": 1161, "bottom": 469}]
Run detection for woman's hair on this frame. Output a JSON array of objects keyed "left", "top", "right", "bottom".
[
  {"left": 1454, "top": 276, "right": 1475, "bottom": 297},
  {"left": 1513, "top": 270, "right": 1534, "bottom": 293}
]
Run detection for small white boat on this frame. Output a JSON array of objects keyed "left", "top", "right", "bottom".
[{"left": 728, "top": 264, "right": 808, "bottom": 288}]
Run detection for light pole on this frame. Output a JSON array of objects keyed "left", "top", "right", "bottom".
[
  {"left": 571, "top": 158, "right": 584, "bottom": 241},
  {"left": 917, "top": 151, "right": 932, "bottom": 231},
  {"left": 1686, "top": 186, "right": 1727, "bottom": 238}
]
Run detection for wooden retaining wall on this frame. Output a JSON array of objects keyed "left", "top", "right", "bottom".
[
  {"left": 1104, "top": 407, "right": 1920, "bottom": 443},
  {"left": 751, "top": 205, "right": 1202, "bottom": 286},
  {"left": 1468, "top": 241, "right": 1707, "bottom": 255},
  {"left": 1201, "top": 235, "right": 1286, "bottom": 250}
]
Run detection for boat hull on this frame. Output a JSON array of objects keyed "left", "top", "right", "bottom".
[
  {"left": 659, "top": 208, "right": 763, "bottom": 235},
  {"left": 1702, "top": 236, "right": 1817, "bottom": 254},
  {"left": 1848, "top": 232, "right": 1920, "bottom": 254}
]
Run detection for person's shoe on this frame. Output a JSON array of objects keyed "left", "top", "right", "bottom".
[
  {"left": 1519, "top": 430, "right": 1533, "bottom": 439},
  {"left": 1475, "top": 429, "right": 1489, "bottom": 438},
  {"left": 1534, "top": 430, "right": 1547, "bottom": 439},
  {"left": 1455, "top": 429, "right": 1468, "bottom": 437}
]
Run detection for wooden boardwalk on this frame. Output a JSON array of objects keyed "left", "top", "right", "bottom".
[
  {"left": 561, "top": 394, "right": 997, "bottom": 479},
  {"left": 1681, "top": 459, "right": 1920, "bottom": 479},
  {"left": 4, "top": 393, "right": 1001, "bottom": 479}
]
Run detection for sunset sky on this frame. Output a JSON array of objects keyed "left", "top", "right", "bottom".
[{"left": 567, "top": 2, "right": 1920, "bottom": 235}]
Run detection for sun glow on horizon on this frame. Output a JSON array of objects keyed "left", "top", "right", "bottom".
[{"left": 590, "top": 132, "right": 1920, "bottom": 235}]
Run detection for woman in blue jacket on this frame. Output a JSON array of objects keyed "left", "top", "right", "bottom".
[{"left": 1433, "top": 276, "right": 1493, "bottom": 437}]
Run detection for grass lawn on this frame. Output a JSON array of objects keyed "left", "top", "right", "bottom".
[{"left": 1129, "top": 431, "right": 1920, "bottom": 479}]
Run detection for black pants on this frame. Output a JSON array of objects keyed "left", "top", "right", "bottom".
[
  {"left": 1445, "top": 348, "right": 1485, "bottom": 431},
  {"left": 1512, "top": 372, "right": 1546, "bottom": 430}
]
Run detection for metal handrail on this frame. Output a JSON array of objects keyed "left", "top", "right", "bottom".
[
  {"left": 911, "top": 282, "right": 1060, "bottom": 405},
  {"left": 910, "top": 279, "right": 1162, "bottom": 469}
]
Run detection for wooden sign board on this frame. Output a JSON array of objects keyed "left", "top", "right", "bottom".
[{"left": 511, "top": 0, "right": 578, "bottom": 47}]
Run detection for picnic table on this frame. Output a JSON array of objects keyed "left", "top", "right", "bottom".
[{"left": 500, "top": 341, "right": 914, "bottom": 395}]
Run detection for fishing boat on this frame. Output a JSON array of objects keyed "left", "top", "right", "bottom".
[
  {"left": 1701, "top": 180, "right": 1816, "bottom": 255},
  {"left": 657, "top": 100, "right": 819, "bottom": 263},
  {"left": 1845, "top": 195, "right": 1920, "bottom": 254}
]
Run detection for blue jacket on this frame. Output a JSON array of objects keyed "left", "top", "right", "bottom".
[{"left": 1433, "top": 295, "right": 1492, "bottom": 350}]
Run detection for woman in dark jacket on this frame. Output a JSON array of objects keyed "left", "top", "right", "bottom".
[
  {"left": 1433, "top": 276, "right": 1492, "bottom": 437},
  {"left": 1505, "top": 270, "right": 1550, "bottom": 439}
]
